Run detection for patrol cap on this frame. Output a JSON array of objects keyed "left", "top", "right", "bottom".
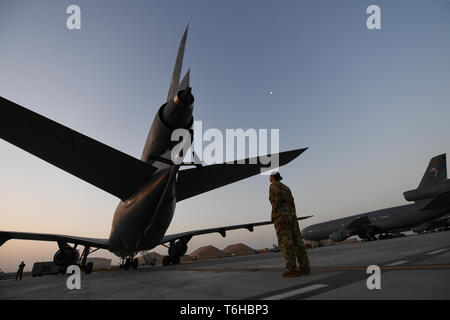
[{"left": 270, "top": 171, "right": 283, "bottom": 181}]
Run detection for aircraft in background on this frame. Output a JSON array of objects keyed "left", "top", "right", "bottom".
[
  {"left": 0, "top": 26, "right": 310, "bottom": 273},
  {"left": 411, "top": 214, "right": 450, "bottom": 234},
  {"left": 303, "top": 154, "right": 450, "bottom": 242}
]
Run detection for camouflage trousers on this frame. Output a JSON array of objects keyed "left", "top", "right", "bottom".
[{"left": 274, "top": 215, "right": 310, "bottom": 273}]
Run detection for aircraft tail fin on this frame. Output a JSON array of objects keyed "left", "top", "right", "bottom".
[
  {"left": 166, "top": 25, "right": 188, "bottom": 102},
  {"left": 418, "top": 154, "right": 447, "bottom": 189}
]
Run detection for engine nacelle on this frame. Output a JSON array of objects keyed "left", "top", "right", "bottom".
[
  {"left": 411, "top": 224, "right": 428, "bottom": 234},
  {"left": 141, "top": 89, "right": 194, "bottom": 163},
  {"left": 168, "top": 239, "right": 188, "bottom": 258},
  {"left": 53, "top": 244, "right": 80, "bottom": 267},
  {"left": 329, "top": 230, "right": 349, "bottom": 242}
]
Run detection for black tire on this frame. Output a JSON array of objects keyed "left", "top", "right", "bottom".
[
  {"left": 163, "top": 256, "right": 170, "bottom": 266},
  {"left": 132, "top": 258, "right": 138, "bottom": 269},
  {"left": 171, "top": 256, "right": 180, "bottom": 265},
  {"left": 85, "top": 262, "right": 94, "bottom": 274}
]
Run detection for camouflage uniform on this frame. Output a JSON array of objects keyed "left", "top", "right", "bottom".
[{"left": 270, "top": 181, "right": 310, "bottom": 274}]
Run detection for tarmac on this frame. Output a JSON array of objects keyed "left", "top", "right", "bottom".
[{"left": 0, "top": 231, "right": 449, "bottom": 300}]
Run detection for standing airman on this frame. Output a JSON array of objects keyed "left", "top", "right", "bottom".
[{"left": 269, "top": 172, "right": 310, "bottom": 277}]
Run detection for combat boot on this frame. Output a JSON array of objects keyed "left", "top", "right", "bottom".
[
  {"left": 298, "top": 266, "right": 311, "bottom": 275},
  {"left": 282, "top": 270, "right": 300, "bottom": 278}
]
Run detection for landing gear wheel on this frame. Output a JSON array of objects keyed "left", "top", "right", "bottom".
[
  {"left": 85, "top": 262, "right": 94, "bottom": 274},
  {"left": 132, "top": 258, "right": 139, "bottom": 269},
  {"left": 163, "top": 256, "right": 171, "bottom": 266},
  {"left": 171, "top": 256, "right": 180, "bottom": 265},
  {"left": 124, "top": 259, "right": 131, "bottom": 270}
]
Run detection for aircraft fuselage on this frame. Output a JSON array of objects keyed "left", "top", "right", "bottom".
[
  {"left": 108, "top": 166, "right": 178, "bottom": 258},
  {"left": 303, "top": 202, "right": 450, "bottom": 241}
]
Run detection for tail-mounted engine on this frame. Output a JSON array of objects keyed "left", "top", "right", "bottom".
[{"left": 141, "top": 88, "right": 194, "bottom": 163}]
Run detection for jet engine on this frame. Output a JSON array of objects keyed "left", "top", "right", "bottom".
[
  {"left": 411, "top": 224, "right": 428, "bottom": 234},
  {"left": 168, "top": 239, "right": 188, "bottom": 258},
  {"left": 53, "top": 243, "right": 80, "bottom": 267},
  {"left": 141, "top": 88, "right": 194, "bottom": 163},
  {"left": 329, "top": 230, "right": 349, "bottom": 242},
  {"left": 163, "top": 237, "right": 191, "bottom": 266},
  {"left": 162, "top": 87, "right": 194, "bottom": 129}
]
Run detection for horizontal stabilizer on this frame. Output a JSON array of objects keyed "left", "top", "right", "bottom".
[
  {"left": 176, "top": 148, "right": 307, "bottom": 202},
  {"left": 422, "top": 191, "right": 450, "bottom": 211},
  {"left": 160, "top": 215, "right": 313, "bottom": 244},
  {"left": 0, "top": 97, "right": 157, "bottom": 200},
  {"left": 0, "top": 231, "right": 109, "bottom": 249}
]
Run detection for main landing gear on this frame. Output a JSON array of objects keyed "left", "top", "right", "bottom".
[
  {"left": 79, "top": 246, "right": 100, "bottom": 274},
  {"left": 359, "top": 232, "right": 378, "bottom": 242},
  {"left": 120, "top": 257, "right": 139, "bottom": 270},
  {"left": 378, "top": 233, "right": 395, "bottom": 240}
]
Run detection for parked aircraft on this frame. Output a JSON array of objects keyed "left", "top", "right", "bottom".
[
  {"left": 0, "top": 27, "right": 309, "bottom": 272},
  {"left": 303, "top": 154, "right": 450, "bottom": 242}
]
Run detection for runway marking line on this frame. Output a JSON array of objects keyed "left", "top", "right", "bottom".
[
  {"left": 426, "top": 249, "right": 448, "bottom": 255},
  {"left": 181, "top": 265, "right": 450, "bottom": 272},
  {"left": 384, "top": 260, "right": 408, "bottom": 267},
  {"left": 261, "top": 284, "right": 328, "bottom": 300}
]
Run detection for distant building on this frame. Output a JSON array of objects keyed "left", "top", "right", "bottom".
[
  {"left": 138, "top": 252, "right": 163, "bottom": 265},
  {"left": 180, "top": 255, "right": 193, "bottom": 263},
  {"left": 304, "top": 237, "right": 359, "bottom": 248},
  {"left": 86, "top": 258, "right": 111, "bottom": 270},
  {"left": 223, "top": 243, "right": 256, "bottom": 256},
  {"left": 31, "top": 262, "right": 63, "bottom": 277},
  {"left": 189, "top": 245, "right": 224, "bottom": 260}
]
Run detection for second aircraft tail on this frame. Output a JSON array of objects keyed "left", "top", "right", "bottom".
[{"left": 418, "top": 154, "right": 447, "bottom": 188}]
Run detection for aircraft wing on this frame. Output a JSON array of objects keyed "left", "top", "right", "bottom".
[
  {"left": 0, "top": 96, "right": 157, "bottom": 201},
  {"left": 345, "top": 216, "right": 372, "bottom": 231},
  {"left": 421, "top": 191, "right": 450, "bottom": 211},
  {"left": 176, "top": 148, "right": 308, "bottom": 202},
  {"left": 343, "top": 216, "right": 379, "bottom": 237},
  {"left": 159, "top": 215, "right": 313, "bottom": 244},
  {"left": 0, "top": 231, "right": 109, "bottom": 249}
]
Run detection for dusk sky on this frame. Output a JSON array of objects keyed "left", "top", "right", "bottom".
[{"left": 0, "top": 0, "right": 449, "bottom": 272}]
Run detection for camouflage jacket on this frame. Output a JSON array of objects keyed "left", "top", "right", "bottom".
[{"left": 269, "top": 181, "right": 296, "bottom": 220}]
